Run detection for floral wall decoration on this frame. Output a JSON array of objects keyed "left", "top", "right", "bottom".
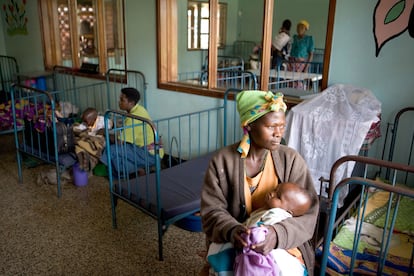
[
  {"left": 2, "top": 0, "right": 28, "bottom": 36},
  {"left": 374, "top": 0, "right": 414, "bottom": 56}
]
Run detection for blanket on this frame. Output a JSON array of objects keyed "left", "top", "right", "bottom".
[
  {"left": 362, "top": 182, "right": 414, "bottom": 235},
  {"left": 73, "top": 125, "right": 106, "bottom": 172},
  {"left": 318, "top": 243, "right": 412, "bottom": 276},
  {"left": 317, "top": 185, "right": 414, "bottom": 275},
  {"left": 0, "top": 99, "right": 78, "bottom": 132},
  {"left": 0, "top": 99, "right": 30, "bottom": 131}
]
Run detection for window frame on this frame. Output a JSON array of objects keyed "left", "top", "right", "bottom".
[
  {"left": 38, "top": 0, "right": 126, "bottom": 76},
  {"left": 187, "top": 1, "right": 227, "bottom": 50}
]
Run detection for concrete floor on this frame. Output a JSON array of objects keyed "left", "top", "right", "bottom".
[{"left": 0, "top": 133, "right": 206, "bottom": 275}]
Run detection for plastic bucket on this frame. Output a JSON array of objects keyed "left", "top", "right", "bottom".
[
  {"left": 73, "top": 163, "right": 88, "bottom": 187},
  {"left": 175, "top": 213, "right": 202, "bottom": 232},
  {"left": 93, "top": 163, "right": 108, "bottom": 177}
]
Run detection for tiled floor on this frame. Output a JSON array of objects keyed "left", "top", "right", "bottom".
[{"left": 0, "top": 134, "right": 206, "bottom": 275}]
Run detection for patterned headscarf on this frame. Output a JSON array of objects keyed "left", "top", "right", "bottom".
[{"left": 236, "top": 90, "right": 287, "bottom": 158}]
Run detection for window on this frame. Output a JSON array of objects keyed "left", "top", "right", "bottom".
[
  {"left": 187, "top": 1, "right": 227, "bottom": 50},
  {"left": 39, "top": 0, "right": 126, "bottom": 74},
  {"left": 157, "top": 0, "right": 334, "bottom": 99}
]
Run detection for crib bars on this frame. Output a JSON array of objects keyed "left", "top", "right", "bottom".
[
  {"left": 104, "top": 88, "right": 243, "bottom": 260},
  {"left": 11, "top": 68, "right": 148, "bottom": 197},
  {"left": 0, "top": 55, "right": 19, "bottom": 101},
  {"left": 318, "top": 155, "right": 414, "bottom": 275}
]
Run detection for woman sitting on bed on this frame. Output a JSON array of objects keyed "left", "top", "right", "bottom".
[
  {"left": 100, "top": 87, "right": 163, "bottom": 176},
  {"left": 200, "top": 90, "right": 318, "bottom": 275}
]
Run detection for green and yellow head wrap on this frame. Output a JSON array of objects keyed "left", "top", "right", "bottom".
[{"left": 236, "top": 90, "right": 287, "bottom": 158}]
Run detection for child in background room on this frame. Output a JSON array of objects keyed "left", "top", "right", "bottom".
[{"left": 207, "top": 182, "right": 312, "bottom": 276}]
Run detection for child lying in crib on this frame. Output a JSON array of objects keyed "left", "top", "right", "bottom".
[
  {"left": 72, "top": 107, "right": 113, "bottom": 171},
  {"left": 207, "top": 182, "right": 312, "bottom": 276},
  {"left": 73, "top": 107, "right": 113, "bottom": 136}
]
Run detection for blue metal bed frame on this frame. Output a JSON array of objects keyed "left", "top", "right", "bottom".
[
  {"left": 0, "top": 55, "right": 20, "bottom": 135},
  {"left": 10, "top": 68, "right": 148, "bottom": 197},
  {"left": 318, "top": 155, "right": 414, "bottom": 275},
  {"left": 0, "top": 55, "right": 20, "bottom": 99},
  {"left": 317, "top": 107, "right": 414, "bottom": 274},
  {"left": 104, "top": 88, "right": 244, "bottom": 261}
]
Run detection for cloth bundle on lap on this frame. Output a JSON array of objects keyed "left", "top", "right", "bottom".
[
  {"left": 234, "top": 227, "right": 280, "bottom": 276},
  {"left": 207, "top": 208, "right": 307, "bottom": 276}
]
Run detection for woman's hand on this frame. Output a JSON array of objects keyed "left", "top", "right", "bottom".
[
  {"left": 251, "top": 225, "right": 278, "bottom": 255},
  {"left": 230, "top": 225, "right": 250, "bottom": 249}
]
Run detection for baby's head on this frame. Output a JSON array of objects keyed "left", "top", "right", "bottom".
[
  {"left": 81, "top": 107, "right": 98, "bottom": 127},
  {"left": 265, "top": 182, "right": 311, "bottom": 216}
]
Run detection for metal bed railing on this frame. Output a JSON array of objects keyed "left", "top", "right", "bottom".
[{"left": 318, "top": 155, "right": 414, "bottom": 275}]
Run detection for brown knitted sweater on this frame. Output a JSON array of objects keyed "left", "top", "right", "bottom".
[{"left": 201, "top": 143, "right": 319, "bottom": 275}]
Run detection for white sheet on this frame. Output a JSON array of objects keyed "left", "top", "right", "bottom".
[{"left": 284, "top": 84, "right": 381, "bottom": 206}]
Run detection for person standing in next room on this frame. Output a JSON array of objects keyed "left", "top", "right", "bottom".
[
  {"left": 289, "top": 20, "right": 314, "bottom": 73},
  {"left": 272, "top": 19, "right": 292, "bottom": 70}
]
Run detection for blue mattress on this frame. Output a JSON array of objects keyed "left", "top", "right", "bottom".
[{"left": 114, "top": 152, "right": 215, "bottom": 220}]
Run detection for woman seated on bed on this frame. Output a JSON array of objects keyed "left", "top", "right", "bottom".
[
  {"left": 100, "top": 87, "right": 163, "bottom": 176},
  {"left": 200, "top": 90, "right": 318, "bottom": 275}
]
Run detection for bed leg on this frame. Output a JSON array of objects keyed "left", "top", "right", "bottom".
[
  {"left": 15, "top": 150, "right": 23, "bottom": 184},
  {"left": 158, "top": 222, "right": 164, "bottom": 261},
  {"left": 409, "top": 245, "right": 414, "bottom": 276},
  {"left": 111, "top": 195, "right": 118, "bottom": 229}
]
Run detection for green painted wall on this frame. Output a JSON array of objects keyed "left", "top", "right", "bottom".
[
  {"left": 272, "top": 0, "right": 329, "bottom": 49},
  {"left": 1, "top": 0, "right": 43, "bottom": 71},
  {"left": 329, "top": 1, "right": 414, "bottom": 162},
  {"left": 0, "top": 0, "right": 413, "bottom": 161},
  {"left": 0, "top": 8, "right": 5, "bottom": 55}
]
